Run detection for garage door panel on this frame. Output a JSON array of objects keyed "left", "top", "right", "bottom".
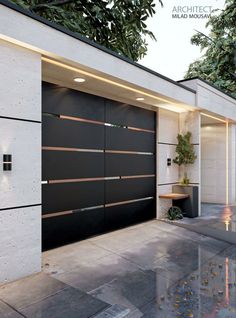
[
  {"left": 42, "top": 181, "right": 104, "bottom": 214},
  {"left": 106, "top": 126, "right": 155, "bottom": 153},
  {"left": 106, "top": 99, "right": 155, "bottom": 130},
  {"left": 105, "top": 199, "right": 156, "bottom": 231},
  {"left": 43, "top": 116, "right": 104, "bottom": 149},
  {"left": 105, "top": 154, "right": 155, "bottom": 177},
  {"left": 42, "top": 82, "right": 156, "bottom": 249},
  {"left": 42, "top": 82, "right": 105, "bottom": 121},
  {"left": 42, "top": 151, "right": 104, "bottom": 180},
  {"left": 42, "top": 208, "right": 105, "bottom": 250},
  {"left": 106, "top": 178, "right": 155, "bottom": 204}
]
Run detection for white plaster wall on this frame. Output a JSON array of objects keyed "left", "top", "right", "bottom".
[
  {"left": 201, "top": 124, "right": 226, "bottom": 204},
  {"left": 0, "top": 40, "right": 41, "bottom": 122},
  {"left": 0, "top": 41, "right": 41, "bottom": 284},
  {"left": 0, "top": 206, "right": 41, "bottom": 284}
]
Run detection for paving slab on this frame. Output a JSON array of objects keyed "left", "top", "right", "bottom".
[
  {"left": 44, "top": 241, "right": 112, "bottom": 275},
  {"left": 0, "top": 300, "right": 23, "bottom": 318},
  {"left": 20, "top": 287, "right": 109, "bottom": 318},
  {"left": 0, "top": 273, "right": 67, "bottom": 310},
  {"left": 89, "top": 269, "right": 174, "bottom": 313},
  {"left": 54, "top": 253, "right": 142, "bottom": 293},
  {"left": 0, "top": 220, "right": 233, "bottom": 318},
  {"left": 129, "top": 241, "right": 236, "bottom": 318}
]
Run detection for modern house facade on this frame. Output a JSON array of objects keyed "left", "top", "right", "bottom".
[{"left": 1, "top": 0, "right": 236, "bottom": 285}]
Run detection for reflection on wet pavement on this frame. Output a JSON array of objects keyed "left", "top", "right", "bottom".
[
  {"left": 166, "top": 204, "right": 236, "bottom": 245},
  {"left": 1, "top": 220, "right": 236, "bottom": 317},
  {"left": 151, "top": 247, "right": 236, "bottom": 318}
]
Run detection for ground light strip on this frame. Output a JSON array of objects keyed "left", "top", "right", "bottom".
[
  {"left": 226, "top": 121, "right": 229, "bottom": 205},
  {"left": 201, "top": 112, "right": 229, "bottom": 206},
  {"left": 42, "top": 57, "right": 190, "bottom": 111}
]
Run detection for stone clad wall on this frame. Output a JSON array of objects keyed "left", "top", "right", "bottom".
[{"left": 0, "top": 40, "right": 41, "bottom": 284}]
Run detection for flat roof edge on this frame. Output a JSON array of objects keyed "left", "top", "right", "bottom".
[
  {"left": 0, "top": 0, "right": 196, "bottom": 95},
  {"left": 179, "top": 77, "right": 236, "bottom": 102}
]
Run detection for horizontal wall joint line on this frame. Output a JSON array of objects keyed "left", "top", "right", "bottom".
[
  {"left": 158, "top": 142, "right": 177, "bottom": 146},
  {"left": 0, "top": 203, "right": 42, "bottom": 212},
  {"left": 0, "top": 115, "right": 41, "bottom": 124},
  {"left": 158, "top": 182, "right": 179, "bottom": 186}
]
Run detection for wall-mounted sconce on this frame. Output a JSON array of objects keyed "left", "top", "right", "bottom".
[
  {"left": 167, "top": 158, "right": 171, "bottom": 166},
  {"left": 3, "top": 154, "right": 12, "bottom": 171}
]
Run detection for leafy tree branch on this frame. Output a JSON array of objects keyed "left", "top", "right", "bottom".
[
  {"left": 10, "top": 0, "right": 163, "bottom": 62},
  {"left": 185, "top": 0, "right": 236, "bottom": 97}
]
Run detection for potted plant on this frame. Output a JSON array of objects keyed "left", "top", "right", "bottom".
[
  {"left": 173, "top": 131, "right": 197, "bottom": 185},
  {"left": 167, "top": 206, "right": 183, "bottom": 220}
]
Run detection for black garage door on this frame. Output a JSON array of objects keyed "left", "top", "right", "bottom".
[{"left": 42, "top": 82, "right": 156, "bottom": 250}]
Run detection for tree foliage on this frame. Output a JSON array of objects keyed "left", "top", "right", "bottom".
[
  {"left": 185, "top": 0, "right": 236, "bottom": 97},
  {"left": 10, "top": 0, "right": 162, "bottom": 61}
]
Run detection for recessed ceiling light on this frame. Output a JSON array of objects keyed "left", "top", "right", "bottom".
[
  {"left": 74, "top": 77, "right": 86, "bottom": 83},
  {"left": 136, "top": 97, "right": 144, "bottom": 101}
]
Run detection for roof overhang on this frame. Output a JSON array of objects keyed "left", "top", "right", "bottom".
[
  {"left": 180, "top": 78, "right": 236, "bottom": 122},
  {"left": 0, "top": 1, "right": 197, "bottom": 113}
]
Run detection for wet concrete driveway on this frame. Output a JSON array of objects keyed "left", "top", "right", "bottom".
[{"left": 0, "top": 220, "right": 236, "bottom": 317}]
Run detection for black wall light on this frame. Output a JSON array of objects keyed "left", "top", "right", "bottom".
[
  {"left": 3, "top": 154, "right": 12, "bottom": 171},
  {"left": 167, "top": 158, "right": 171, "bottom": 166}
]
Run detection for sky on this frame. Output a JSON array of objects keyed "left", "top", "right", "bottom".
[{"left": 140, "top": 0, "right": 226, "bottom": 81}]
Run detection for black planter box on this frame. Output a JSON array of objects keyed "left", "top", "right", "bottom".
[{"left": 172, "top": 185, "right": 199, "bottom": 218}]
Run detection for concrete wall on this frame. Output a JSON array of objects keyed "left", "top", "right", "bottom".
[
  {"left": 179, "top": 111, "right": 201, "bottom": 215},
  {"left": 179, "top": 111, "right": 201, "bottom": 185},
  {"left": 182, "top": 79, "right": 236, "bottom": 122},
  {"left": 201, "top": 124, "right": 226, "bottom": 204},
  {"left": 0, "top": 40, "right": 41, "bottom": 284},
  {"left": 201, "top": 123, "right": 231, "bottom": 204},
  {"left": 157, "top": 109, "right": 179, "bottom": 218}
]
